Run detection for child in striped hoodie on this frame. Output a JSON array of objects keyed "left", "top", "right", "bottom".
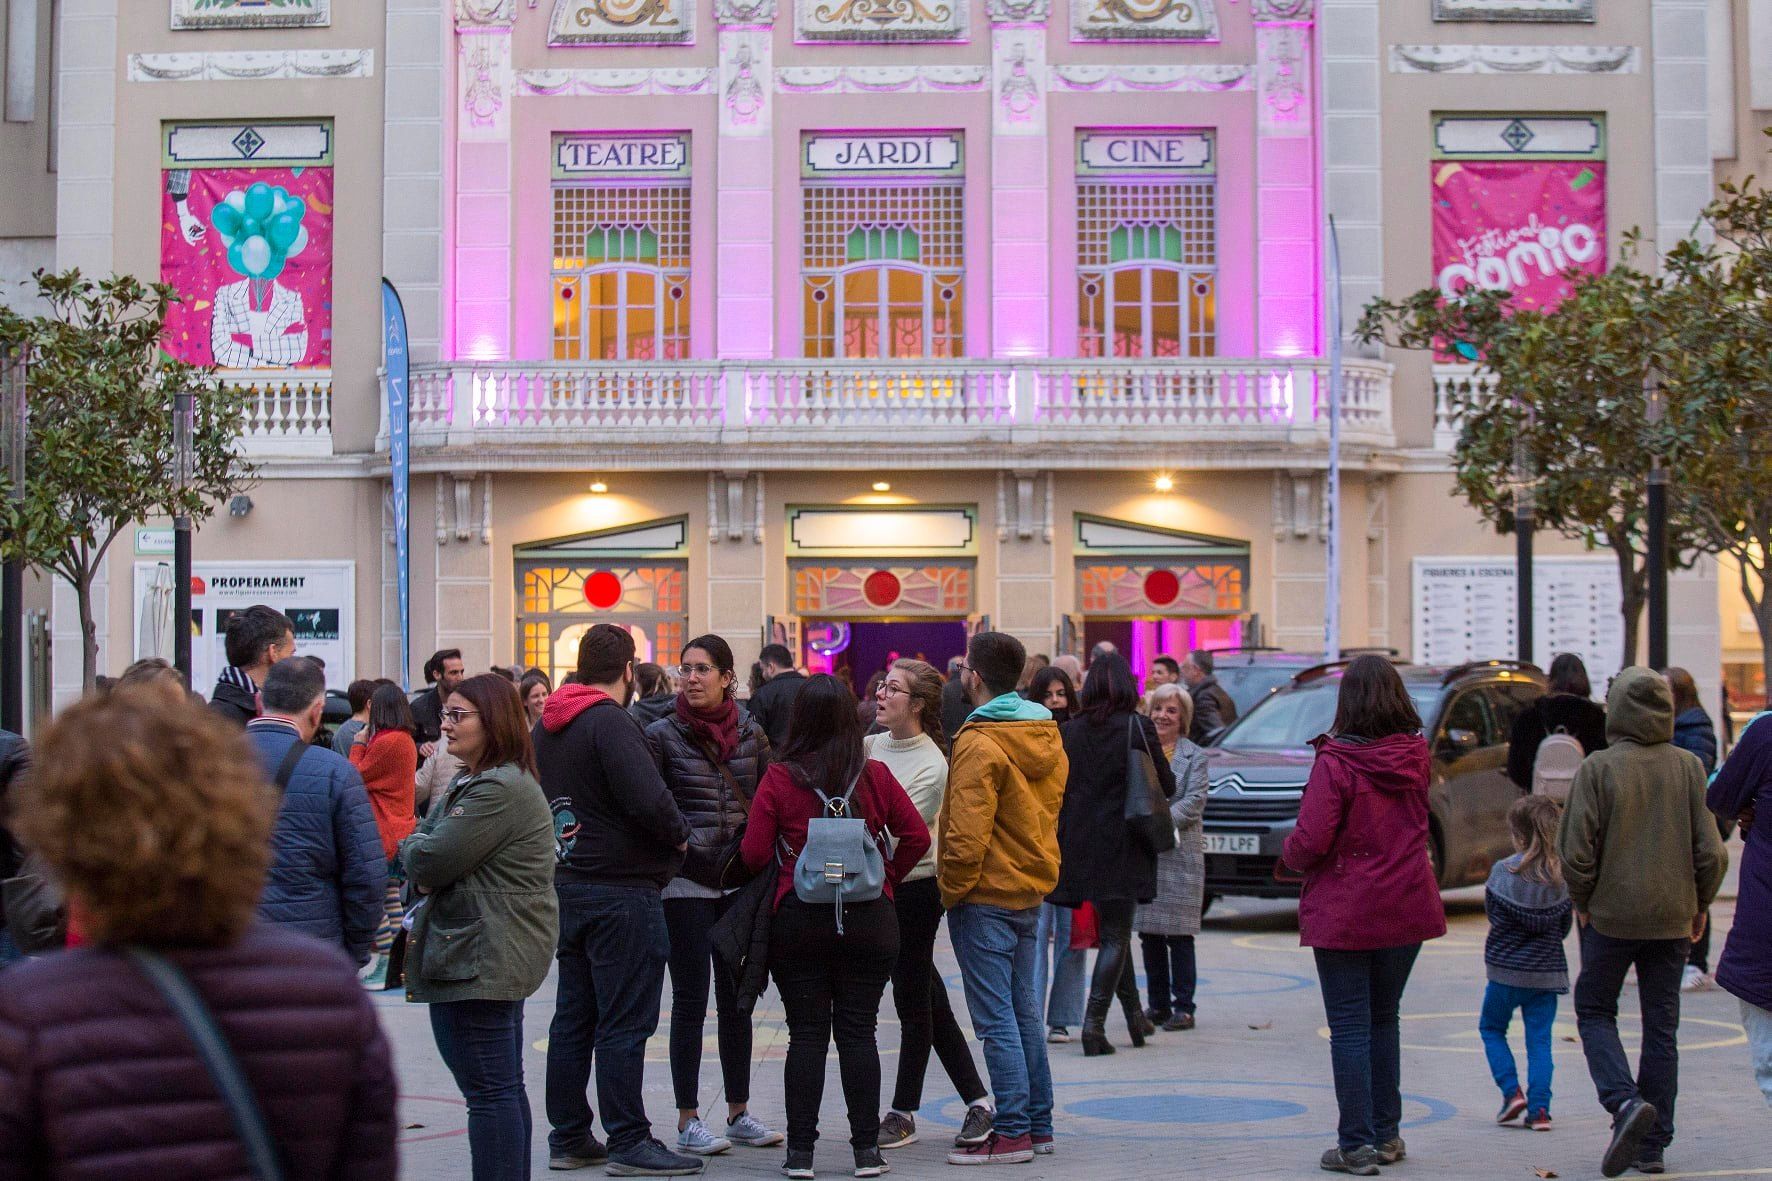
[{"left": 1480, "top": 795, "right": 1573, "bottom": 1133}]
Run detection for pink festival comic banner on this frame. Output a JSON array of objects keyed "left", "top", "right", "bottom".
[
  {"left": 1431, "top": 160, "right": 1606, "bottom": 312},
  {"left": 161, "top": 166, "right": 333, "bottom": 369}
]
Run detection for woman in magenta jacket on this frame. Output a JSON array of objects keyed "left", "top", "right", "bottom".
[{"left": 1281, "top": 655, "right": 1447, "bottom": 1177}]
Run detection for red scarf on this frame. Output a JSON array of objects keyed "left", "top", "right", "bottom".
[
  {"left": 541, "top": 684, "right": 613, "bottom": 733},
  {"left": 676, "top": 692, "right": 740, "bottom": 763}
]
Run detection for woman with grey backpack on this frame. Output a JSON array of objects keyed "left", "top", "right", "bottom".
[{"left": 740, "top": 674, "right": 930, "bottom": 1180}]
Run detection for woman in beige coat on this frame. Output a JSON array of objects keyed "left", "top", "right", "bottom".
[{"left": 1135, "top": 683, "right": 1210, "bottom": 1030}]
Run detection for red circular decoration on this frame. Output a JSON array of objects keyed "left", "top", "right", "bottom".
[
  {"left": 1143, "top": 569, "right": 1181, "bottom": 608},
  {"left": 863, "top": 570, "right": 902, "bottom": 609},
  {"left": 583, "top": 570, "right": 624, "bottom": 610}
]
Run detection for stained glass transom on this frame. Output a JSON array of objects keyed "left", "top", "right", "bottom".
[
  {"left": 521, "top": 565, "right": 686, "bottom": 615},
  {"left": 793, "top": 564, "right": 975, "bottom": 616},
  {"left": 1077, "top": 562, "right": 1245, "bottom": 616}
]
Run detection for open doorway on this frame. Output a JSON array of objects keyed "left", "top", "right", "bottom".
[
  {"left": 804, "top": 619, "right": 969, "bottom": 699},
  {"left": 1083, "top": 617, "right": 1243, "bottom": 690}
]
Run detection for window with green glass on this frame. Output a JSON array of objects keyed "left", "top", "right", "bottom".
[
  {"left": 586, "top": 226, "right": 659, "bottom": 264},
  {"left": 845, "top": 226, "right": 921, "bottom": 263}
]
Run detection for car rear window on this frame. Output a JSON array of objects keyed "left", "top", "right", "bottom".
[
  {"left": 1216, "top": 680, "right": 1444, "bottom": 751},
  {"left": 1212, "top": 666, "right": 1304, "bottom": 714}
]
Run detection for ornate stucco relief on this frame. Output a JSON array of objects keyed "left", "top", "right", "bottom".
[
  {"left": 1389, "top": 43, "right": 1636, "bottom": 74},
  {"left": 129, "top": 49, "right": 372, "bottom": 82}
]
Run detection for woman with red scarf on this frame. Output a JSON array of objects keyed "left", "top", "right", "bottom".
[{"left": 644, "top": 633, "right": 784, "bottom": 1157}]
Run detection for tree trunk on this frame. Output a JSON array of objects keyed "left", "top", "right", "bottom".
[
  {"left": 1612, "top": 536, "right": 1646, "bottom": 668},
  {"left": 1742, "top": 555, "right": 1772, "bottom": 708},
  {"left": 76, "top": 571, "right": 98, "bottom": 694}
]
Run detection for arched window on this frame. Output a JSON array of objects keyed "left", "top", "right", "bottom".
[
  {"left": 1078, "top": 180, "right": 1217, "bottom": 358},
  {"left": 552, "top": 186, "right": 690, "bottom": 361},
  {"left": 803, "top": 184, "right": 964, "bottom": 359}
]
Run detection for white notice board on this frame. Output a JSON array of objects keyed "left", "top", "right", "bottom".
[{"left": 1412, "top": 556, "right": 1623, "bottom": 688}]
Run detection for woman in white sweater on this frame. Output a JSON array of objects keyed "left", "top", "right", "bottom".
[{"left": 865, "top": 659, "right": 994, "bottom": 1152}]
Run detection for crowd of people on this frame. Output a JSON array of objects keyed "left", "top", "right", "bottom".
[{"left": 0, "top": 609, "right": 1766, "bottom": 1181}]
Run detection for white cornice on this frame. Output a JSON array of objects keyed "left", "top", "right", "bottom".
[{"left": 516, "top": 67, "right": 715, "bottom": 96}]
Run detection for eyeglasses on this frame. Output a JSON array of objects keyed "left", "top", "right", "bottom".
[
  {"left": 441, "top": 707, "right": 480, "bottom": 724},
  {"left": 876, "top": 683, "right": 907, "bottom": 698},
  {"left": 953, "top": 663, "right": 974, "bottom": 677},
  {"left": 676, "top": 663, "right": 720, "bottom": 679}
]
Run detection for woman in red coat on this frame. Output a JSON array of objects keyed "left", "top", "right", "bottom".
[
  {"left": 1281, "top": 656, "right": 1446, "bottom": 1177},
  {"left": 349, "top": 681, "right": 419, "bottom": 988},
  {"left": 741, "top": 674, "right": 929, "bottom": 1181},
  {"left": 0, "top": 686, "right": 396, "bottom": 1181}
]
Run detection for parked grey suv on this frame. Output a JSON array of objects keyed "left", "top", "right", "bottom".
[{"left": 1200, "top": 659, "right": 1547, "bottom": 901}]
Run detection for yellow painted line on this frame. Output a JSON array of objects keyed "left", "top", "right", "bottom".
[
  {"left": 1312, "top": 1012, "right": 1746, "bottom": 1054},
  {"left": 1231, "top": 933, "right": 1484, "bottom": 955}
]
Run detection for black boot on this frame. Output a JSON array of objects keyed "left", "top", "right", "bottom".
[
  {"left": 1117, "top": 958, "right": 1152, "bottom": 1046},
  {"left": 1080, "top": 1018, "right": 1114, "bottom": 1056}
]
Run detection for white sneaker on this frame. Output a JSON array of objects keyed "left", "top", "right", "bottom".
[
  {"left": 1681, "top": 965, "right": 1712, "bottom": 992},
  {"left": 676, "top": 1118, "right": 732, "bottom": 1156},
  {"left": 727, "top": 1111, "right": 785, "bottom": 1148}
]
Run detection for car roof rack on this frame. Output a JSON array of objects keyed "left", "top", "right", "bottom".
[
  {"left": 1206, "top": 645, "right": 1288, "bottom": 654},
  {"left": 1440, "top": 659, "right": 1544, "bottom": 686},
  {"left": 1292, "top": 656, "right": 1410, "bottom": 683}
]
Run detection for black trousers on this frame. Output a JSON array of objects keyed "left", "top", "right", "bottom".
[
  {"left": 1575, "top": 926, "right": 1688, "bottom": 1155},
  {"left": 664, "top": 894, "right": 752, "bottom": 1111},
  {"left": 770, "top": 894, "right": 898, "bottom": 1152},
  {"left": 889, "top": 877, "right": 987, "bottom": 1112},
  {"left": 1140, "top": 933, "right": 1197, "bottom": 1016},
  {"left": 1084, "top": 899, "right": 1143, "bottom": 1030}
]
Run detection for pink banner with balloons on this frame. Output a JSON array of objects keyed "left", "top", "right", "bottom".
[
  {"left": 1430, "top": 160, "right": 1606, "bottom": 312},
  {"left": 161, "top": 166, "right": 333, "bottom": 369}
]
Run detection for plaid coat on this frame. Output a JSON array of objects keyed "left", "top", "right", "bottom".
[{"left": 1134, "top": 739, "right": 1210, "bottom": 937}]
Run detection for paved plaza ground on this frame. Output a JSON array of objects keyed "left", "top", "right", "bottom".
[{"left": 387, "top": 850, "right": 1765, "bottom": 1181}]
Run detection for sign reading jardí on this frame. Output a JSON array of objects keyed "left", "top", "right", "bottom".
[
  {"left": 802, "top": 133, "right": 964, "bottom": 178},
  {"left": 552, "top": 133, "right": 691, "bottom": 180},
  {"left": 1077, "top": 130, "right": 1215, "bottom": 176}
]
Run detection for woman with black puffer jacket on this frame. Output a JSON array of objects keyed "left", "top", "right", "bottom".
[{"left": 645, "top": 634, "right": 784, "bottom": 1158}]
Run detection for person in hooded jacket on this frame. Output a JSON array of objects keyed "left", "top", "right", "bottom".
[
  {"left": 1507, "top": 653, "right": 1608, "bottom": 790},
  {"left": 1708, "top": 710, "right": 1772, "bottom": 1107},
  {"left": 1282, "top": 656, "right": 1447, "bottom": 1177},
  {"left": 631, "top": 662, "right": 678, "bottom": 729},
  {"left": 646, "top": 634, "right": 783, "bottom": 1157},
  {"left": 1048, "top": 652, "right": 1175, "bottom": 1057},
  {"left": 1558, "top": 668, "right": 1728, "bottom": 1178}
]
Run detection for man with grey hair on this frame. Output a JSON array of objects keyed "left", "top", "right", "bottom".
[
  {"left": 941, "top": 653, "right": 972, "bottom": 745},
  {"left": 1180, "top": 649, "right": 1237, "bottom": 744},
  {"left": 248, "top": 656, "right": 385, "bottom": 967}
]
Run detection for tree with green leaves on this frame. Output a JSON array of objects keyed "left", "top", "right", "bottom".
[
  {"left": 1354, "top": 245, "right": 1705, "bottom": 664},
  {"left": 0, "top": 270, "right": 255, "bottom": 692},
  {"left": 1657, "top": 177, "right": 1772, "bottom": 688}
]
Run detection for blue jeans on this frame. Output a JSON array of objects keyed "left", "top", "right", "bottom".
[
  {"left": 1574, "top": 926, "right": 1687, "bottom": 1155},
  {"left": 1313, "top": 944, "right": 1422, "bottom": 1152},
  {"left": 430, "top": 999, "right": 533, "bottom": 1181},
  {"left": 1742, "top": 998, "right": 1772, "bottom": 1108},
  {"left": 546, "top": 882, "right": 672, "bottom": 1155},
  {"left": 948, "top": 902, "right": 1053, "bottom": 1140},
  {"left": 1479, "top": 982, "right": 1558, "bottom": 1113},
  {"left": 1033, "top": 903, "right": 1086, "bottom": 1029}
]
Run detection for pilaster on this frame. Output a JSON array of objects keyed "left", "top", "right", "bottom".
[
  {"left": 453, "top": 1, "right": 516, "bottom": 361},
  {"left": 1253, "top": 0, "right": 1319, "bottom": 359},
  {"left": 717, "top": 8, "right": 775, "bottom": 358},
  {"left": 990, "top": 9, "right": 1049, "bottom": 358}
]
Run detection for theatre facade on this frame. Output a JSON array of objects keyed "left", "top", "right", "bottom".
[{"left": 42, "top": 0, "right": 1727, "bottom": 707}]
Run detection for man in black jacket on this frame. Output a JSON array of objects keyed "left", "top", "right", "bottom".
[
  {"left": 745, "top": 644, "right": 806, "bottom": 750},
  {"left": 1180, "top": 649, "right": 1238, "bottom": 744},
  {"left": 409, "top": 647, "right": 466, "bottom": 757},
  {"left": 535, "top": 624, "right": 701, "bottom": 1177},
  {"left": 208, "top": 605, "right": 295, "bottom": 727}
]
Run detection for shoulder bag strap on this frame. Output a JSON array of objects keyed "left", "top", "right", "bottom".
[
  {"left": 122, "top": 947, "right": 286, "bottom": 1181},
  {"left": 692, "top": 736, "right": 751, "bottom": 817},
  {"left": 270, "top": 740, "right": 307, "bottom": 798}
]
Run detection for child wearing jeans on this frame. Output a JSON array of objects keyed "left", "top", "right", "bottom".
[{"left": 1480, "top": 795, "right": 1573, "bottom": 1132}]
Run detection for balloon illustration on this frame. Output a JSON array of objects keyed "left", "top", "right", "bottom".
[{"left": 209, "top": 181, "right": 309, "bottom": 282}]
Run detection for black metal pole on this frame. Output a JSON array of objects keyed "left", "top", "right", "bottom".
[
  {"left": 1647, "top": 467, "right": 1669, "bottom": 670},
  {"left": 1516, "top": 507, "right": 1534, "bottom": 666},
  {"left": 173, "top": 388, "right": 194, "bottom": 686},
  {"left": 1, "top": 554, "right": 20, "bottom": 733}
]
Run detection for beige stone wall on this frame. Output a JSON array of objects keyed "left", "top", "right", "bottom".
[{"left": 0, "top": 0, "right": 56, "bottom": 309}]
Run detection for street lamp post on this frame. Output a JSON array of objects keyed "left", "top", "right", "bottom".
[
  {"left": 1, "top": 346, "right": 25, "bottom": 733},
  {"left": 173, "top": 389, "right": 194, "bottom": 685},
  {"left": 1513, "top": 398, "right": 1534, "bottom": 666},
  {"left": 1645, "top": 373, "right": 1669, "bottom": 670}
]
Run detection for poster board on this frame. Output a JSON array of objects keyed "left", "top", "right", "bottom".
[
  {"left": 1412, "top": 555, "right": 1623, "bottom": 689},
  {"left": 134, "top": 560, "right": 355, "bottom": 693}
]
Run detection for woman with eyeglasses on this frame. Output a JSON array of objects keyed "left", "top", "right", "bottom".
[
  {"left": 402, "top": 674, "right": 559, "bottom": 1181},
  {"left": 867, "top": 659, "right": 994, "bottom": 1153},
  {"left": 643, "top": 635, "right": 784, "bottom": 1157}
]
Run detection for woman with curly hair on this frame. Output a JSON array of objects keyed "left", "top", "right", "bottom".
[{"left": 0, "top": 686, "right": 398, "bottom": 1179}]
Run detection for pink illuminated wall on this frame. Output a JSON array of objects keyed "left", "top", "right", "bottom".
[{"left": 445, "top": 3, "right": 1328, "bottom": 371}]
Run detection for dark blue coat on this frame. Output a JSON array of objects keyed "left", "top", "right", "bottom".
[
  {"left": 1710, "top": 713, "right": 1772, "bottom": 1010},
  {"left": 1673, "top": 707, "right": 1719, "bottom": 776},
  {"left": 248, "top": 722, "right": 386, "bottom": 966}
]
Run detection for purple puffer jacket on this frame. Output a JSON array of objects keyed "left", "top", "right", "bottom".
[
  {"left": 0, "top": 923, "right": 398, "bottom": 1181},
  {"left": 1709, "top": 714, "right": 1772, "bottom": 1011}
]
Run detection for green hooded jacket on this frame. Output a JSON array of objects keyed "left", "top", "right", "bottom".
[
  {"left": 1556, "top": 667, "right": 1728, "bottom": 941},
  {"left": 401, "top": 761, "right": 559, "bottom": 1004}
]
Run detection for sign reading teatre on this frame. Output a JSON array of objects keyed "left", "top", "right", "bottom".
[
  {"left": 1077, "top": 131, "right": 1215, "bottom": 176},
  {"left": 553, "top": 133, "right": 691, "bottom": 179},
  {"left": 802, "top": 133, "right": 964, "bottom": 177}
]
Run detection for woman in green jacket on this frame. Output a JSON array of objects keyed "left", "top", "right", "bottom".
[{"left": 402, "top": 673, "right": 559, "bottom": 1181}]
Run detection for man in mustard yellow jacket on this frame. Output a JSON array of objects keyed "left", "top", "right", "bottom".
[{"left": 938, "top": 631, "right": 1068, "bottom": 1167}]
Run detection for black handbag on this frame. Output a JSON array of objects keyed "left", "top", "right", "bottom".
[
  {"left": 124, "top": 947, "right": 286, "bottom": 1181},
  {"left": 1124, "top": 716, "right": 1176, "bottom": 854}
]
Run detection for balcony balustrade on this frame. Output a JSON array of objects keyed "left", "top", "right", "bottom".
[{"left": 222, "top": 370, "right": 333, "bottom": 458}]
